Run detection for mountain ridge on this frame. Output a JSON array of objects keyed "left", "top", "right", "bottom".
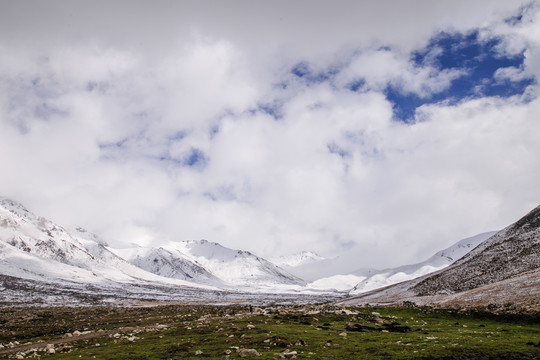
[{"left": 339, "top": 204, "right": 540, "bottom": 310}]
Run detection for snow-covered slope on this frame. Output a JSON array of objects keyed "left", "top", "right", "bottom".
[
  {"left": 277, "top": 255, "right": 374, "bottom": 282},
  {"left": 349, "top": 231, "right": 496, "bottom": 294},
  {"left": 165, "top": 240, "right": 304, "bottom": 287},
  {"left": 341, "top": 204, "right": 540, "bottom": 307},
  {"left": 270, "top": 251, "right": 325, "bottom": 268},
  {"left": 113, "top": 240, "right": 304, "bottom": 288},
  {"left": 412, "top": 205, "right": 540, "bottom": 296},
  {"left": 0, "top": 197, "right": 215, "bottom": 290},
  {"left": 111, "top": 246, "right": 222, "bottom": 285}
]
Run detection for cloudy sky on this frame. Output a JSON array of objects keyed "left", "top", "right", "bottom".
[{"left": 1, "top": 0, "right": 539, "bottom": 269}]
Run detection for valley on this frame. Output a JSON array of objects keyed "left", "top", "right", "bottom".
[{"left": 1, "top": 197, "right": 539, "bottom": 359}]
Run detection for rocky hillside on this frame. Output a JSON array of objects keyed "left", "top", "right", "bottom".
[
  {"left": 412, "top": 204, "right": 540, "bottom": 296},
  {"left": 349, "top": 231, "right": 496, "bottom": 294},
  {"left": 340, "top": 204, "right": 540, "bottom": 309}
]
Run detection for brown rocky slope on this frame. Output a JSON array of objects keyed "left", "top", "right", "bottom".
[{"left": 340, "top": 205, "right": 540, "bottom": 311}]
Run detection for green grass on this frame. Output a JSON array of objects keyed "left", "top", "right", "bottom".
[{"left": 1, "top": 305, "right": 539, "bottom": 359}]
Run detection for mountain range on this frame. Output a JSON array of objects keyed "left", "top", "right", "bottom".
[{"left": 1, "top": 196, "right": 538, "bottom": 308}]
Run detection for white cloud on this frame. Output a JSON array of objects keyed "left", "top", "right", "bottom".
[{"left": 335, "top": 48, "right": 466, "bottom": 97}]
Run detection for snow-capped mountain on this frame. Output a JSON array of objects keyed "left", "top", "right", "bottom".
[
  {"left": 0, "top": 197, "right": 303, "bottom": 296},
  {"left": 341, "top": 204, "right": 540, "bottom": 308},
  {"left": 270, "top": 251, "right": 325, "bottom": 268},
  {"left": 0, "top": 197, "right": 216, "bottom": 291},
  {"left": 276, "top": 255, "right": 374, "bottom": 282},
  {"left": 110, "top": 246, "right": 222, "bottom": 285},
  {"left": 349, "top": 231, "right": 496, "bottom": 294},
  {"left": 113, "top": 240, "right": 303, "bottom": 287}
]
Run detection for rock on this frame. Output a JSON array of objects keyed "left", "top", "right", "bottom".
[
  {"left": 72, "top": 330, "right": 81, "bottom": 336},
  {"left": 339, "top": 332, "right": 347, "bottom": 337},
  {"left": 247, "top": 324, "right": 256, "bottom": 329},
  {"left": 238, "top": 348, "right": 261, "bottom": 357},
  {"left": 337, "top": 309, "right": 358, "bottom": 315},
  {"left": 274, "top": 351, "right": 298, "bottom": 359},
  {"left": 195, "top": 350, "right": 203, "bottom": 355}
]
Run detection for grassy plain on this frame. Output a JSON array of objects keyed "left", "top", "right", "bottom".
[{"left": 0, "top": 304, "right": 539, "bottom": 359}]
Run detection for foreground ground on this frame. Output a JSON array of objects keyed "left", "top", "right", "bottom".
[{"left": 0, "top": 304, "right": 539, "bottom": 359}]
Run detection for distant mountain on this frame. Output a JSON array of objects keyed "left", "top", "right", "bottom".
[
  {"left": 349, "top": 231, "right": 496, "bottom": 294},
  {"left": 276, "top": 255, "right": 374, "bottom": 282},
  {"left": 0, "top": 197, "right": 303, "bottom": 297},
  {"left": 109, "top": 246, "right": 222, "bottom": 286},
  {"left": 341, "top": 205, "right": 540, "bottom": 309},
  {"left": 270, "top": 251, "right": 325, "bottom": 268},
  {"left": 0, "top": 197, "right": 213, "bottom": 290},
  {"left": 114, "top": 240, "right": 304, "bottom": 287}
]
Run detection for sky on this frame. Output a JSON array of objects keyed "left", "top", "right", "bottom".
[{"left": 0, "top": 0, "right": 539, "bottom": 269}]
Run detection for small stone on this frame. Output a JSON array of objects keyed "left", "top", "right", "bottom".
[
  {"left": 238, "top": 348, "right": 261, "bottom": 357},
  {"left": 247, "top": 324, "right": 256, "bottom": 329},
  {"left": 195, "top": 350, "right": 203, "bottom": 355},
  {"left": 339, "top": 332, "right": 347, "bottom": 337},
  {"left": 283, "top": 350, "right": 298, "bottom": 358}
]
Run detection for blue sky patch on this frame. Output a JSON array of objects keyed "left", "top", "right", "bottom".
[
  {"left": 327, "top": 142, "right": 351, "bottom": 158},
  {"left": 157, "top": 148, "right": 208, "bottom": 169},
  {"left": 182, "top": 148, "right": 208, "bottom": 168},
  {"left": 258, "top": 102, "right": 283, "bottom": 120},
  {"left": 290, "top": 61, "right": 338, "bottom": 85},
  {"left": 387, "top": 30, "right": 535, "bottom": 122}
]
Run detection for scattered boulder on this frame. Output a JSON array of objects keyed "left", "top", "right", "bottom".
[
  {"left": 274, "top": 350, "right": 298, "bottom": 358},
  {"left": 238, "top": 348, "right": 261, "bottom": 357}
]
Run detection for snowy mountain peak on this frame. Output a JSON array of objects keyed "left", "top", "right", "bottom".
[
  {"left": 0, "top": 197, "right": 38, "bottom": 223},
  {"left": 157, "top": 240, "right": 304, "bottom": 287},
  {"left": 270, "top": 251, "right": 325, "bottom": 268}
]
